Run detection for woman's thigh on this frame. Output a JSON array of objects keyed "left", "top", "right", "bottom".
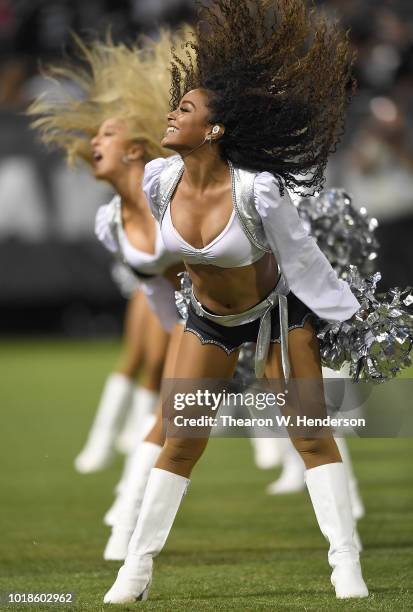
[
  {"left": 265, "top": 319, "right": 322, "bottom": 380},
  {"left": 116, "top": 290, "right": 147, "bottom": 377},
  {"left": 173, "top": 329, "right": 240, "bottom": 378},
  {"left": 140, "top": 299, "right": 170, "bottom": 389},
  {"left": 156, "top": 329, "right": 241, "bottom": 477},
  {"left": 145, "top": 325, "right": 184, "bottom": 447},
  {"left": 265, "top": 320, "right": 341, "bottom": 468},
  {"left": 162, "top": 323, "right": 185, "bottom": 379}
]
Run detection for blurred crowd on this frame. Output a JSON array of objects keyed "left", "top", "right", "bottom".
[
  {"left": 0, "top": 0, "right": 196, "bottom": 242},
  {"left": 320, "top": 0, "right": 413, "bottom": 221},
  {"left": 0, "top": 0, "right": 412, "bottom": 332}
]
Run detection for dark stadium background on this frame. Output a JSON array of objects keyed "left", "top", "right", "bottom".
[{"left": 0, "top": 0, "right": 412, "bottom": 337}]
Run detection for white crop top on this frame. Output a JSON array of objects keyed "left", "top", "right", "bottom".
[
  {"left": 162, "top": 200, "right": 264, "bottom": 268},
  {"left": 95, "top": 195, "right": 181, "bottom": 276},
  {"left": 143, "top": 158, "right": 361, "bottom": 323},
  {"left": 95, "top": 194, "right": 183, "bottom": 333}
]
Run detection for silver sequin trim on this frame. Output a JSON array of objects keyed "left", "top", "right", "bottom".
[
  {"left": 185, "top": 312, "right": 313, "bottom": 351},
  {"left": 184, "top": 326, "right": 243, "bottom": 355},
  {"left": 270, "top": 312, "right": 314, "bottom": 344}
]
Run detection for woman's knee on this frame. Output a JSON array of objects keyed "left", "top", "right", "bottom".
[
  {"left": 117, "top": 360, "right": 141, "bottom": 379},
  {"left": 116, "top": 344, "right": 143, "bottom": 377},
  {"left": 143, "top": 356, "right": 165, "bottom": 386},
  {"left": 291, "top": 436, "right": 341, "bottom": 468},
  {"left": 162, "top": 437, "right": 208, "bottom": 469}
]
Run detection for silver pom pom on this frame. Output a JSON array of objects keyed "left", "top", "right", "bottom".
[
  {"left": 318, "top": 266, "right": 413, "bottom": 382},
  {"left": 174, "top": 271, "right": 192, "bottom": 321},
  {"left": 297, "top": 189, "right": 379, "bottom": 279}
]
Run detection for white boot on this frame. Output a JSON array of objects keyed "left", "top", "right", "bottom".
[
  {"left": 104, "top": 442, "right": 162, "bottom": 560},
  {"left": 266, "top": 438, "right": 305, "bottom": 495},
  {"left": 74, "top": 373, "right": 134, "bottom": 473},
  {"left": 115, "top": 387, "right": 158, "bottom": 454},
  {"left": 104, "top": 468, "right": 189, "bottom": 604},
  {"left": 305, "top": 462, "right": 368, "bottom": 599},
  {"left": 103, "top": 391, "right": 158, "bottom": 526},
  {"left": 250, "top": 437, "right": 282, "bottom": 470},
  {"left": 103, "top": 495, "right": 123, "bottom": 528},
  {"left": 103, "top": 454, "right": 135, "bottom": 526},
  {"left": 334, "top": 437, "right": 365, "bottom": 521},
  {"left": 334, "top": 437, "right": 365, "bottom": 552}
]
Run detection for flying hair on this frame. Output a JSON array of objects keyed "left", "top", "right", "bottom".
[
  {"left": 28, "top": 28, "right": 195, "bottom": 165},
  {"left": 170, "top": 0, "right": 356, "bottom": 194}
]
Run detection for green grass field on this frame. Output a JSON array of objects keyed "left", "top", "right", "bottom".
[{"left": 1, "top": 340, "right": 412, "bottom": 611}]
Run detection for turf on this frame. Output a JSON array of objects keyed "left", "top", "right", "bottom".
[{"left": 0, "top": 340, "right": 412, "bottom": 611}]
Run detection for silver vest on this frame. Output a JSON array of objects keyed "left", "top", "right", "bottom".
[{"left": 150, "top": 155, "right": 271, "bottom": 253}]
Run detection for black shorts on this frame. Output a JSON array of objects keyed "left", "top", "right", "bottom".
[{"left": 185, "top": 292, "right": 313, "bottom": 355}]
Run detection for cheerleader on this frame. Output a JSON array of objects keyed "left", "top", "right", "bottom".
[
  {"left": 105, "top": 0, "right": 370, "bottom": 602},
  {"left": 28, "top": 33, "right": 188, "bottom": 477}
]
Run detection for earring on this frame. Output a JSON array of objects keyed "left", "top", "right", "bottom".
[
  {"left": 121, "top": 154, "right": 130, "bottom": 164},
  {"left": 206, "top": 126, "right": 220, "bottom": 142}
]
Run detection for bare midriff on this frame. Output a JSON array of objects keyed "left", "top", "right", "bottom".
[{"left": 186, "top": 251, "right": 279, "bottom": 315}]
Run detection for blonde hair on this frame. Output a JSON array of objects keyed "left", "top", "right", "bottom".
[{"left": 28, "top": 29, "right": 193, "bottom": 165}]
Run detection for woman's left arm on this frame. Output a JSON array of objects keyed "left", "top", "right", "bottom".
[{"left": 254, "top": 173, "right": 360, "bottom": 322}]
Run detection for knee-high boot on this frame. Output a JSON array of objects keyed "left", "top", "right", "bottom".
[
  {"left": 103, "top": 442, "right": 162, "bottom": 560},
  {"left": 115, "top": 387, "right": 158, "bottom": 454},
  {"left": 74, "top": 373, "right": 134, "bottom": 473},
  {"left": 305, "top": 462, "right": 368, "bottom": 599},
  {"left": 334, "top": 437, "right": 365, "bottom": 520},
  {"left": 266, "top": 437, "right": 305, "bottom": 494},
  {"left": 103, "top": 467, "right": 190, "bottom": 604},
  {"left": 250, "top": 437, "right": 282, "bottom": 470},
  {"left": 334, "top": 437, "right": 365, "bottom": 552}
]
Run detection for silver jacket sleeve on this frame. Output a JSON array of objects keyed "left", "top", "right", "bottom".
[{"left": 254, "top": 172, "right": 360, "bottom": 322}]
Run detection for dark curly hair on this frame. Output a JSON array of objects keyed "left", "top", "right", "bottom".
[{"left": 170, "top": 0, "right": 356, "bottom": 194}]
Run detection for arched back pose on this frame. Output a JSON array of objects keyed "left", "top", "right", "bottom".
[
  {"left": 104, "top": 0, "right": 369, "bottom": 603},
  {"left": 28, "top": 34, "right": 187, "bottom": 475}
]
